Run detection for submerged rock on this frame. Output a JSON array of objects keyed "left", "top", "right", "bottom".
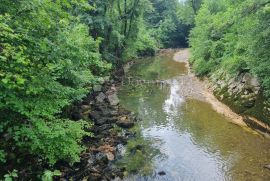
[
  {"left": 89, "top": 172, "right": 102, "bottom": 181},
  {"left": 158, "top": 171, "right": 166, "bottom": 176},
  {"left": 264, "top": 164, "right": 270, "bottom": 170}
]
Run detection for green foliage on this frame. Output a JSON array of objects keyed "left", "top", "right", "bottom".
[
  {"left": 193, "top": 58, "right": 216, "bottom": 76},
  {"left": 0, "top": 150, "right": 5, "bottom": 164},
  {"left": 17, "top": 119, "right": 93, "bottom": 164},
  {"left": 3, "top": 170, "right": 18, "bottom": 181},
  {"left": 83, "top": 0, "right": 156, "bottom": 63},
  {"left": 122, "top": 18, "right": 158, "bottom": 59},
  {"left": 81, "top": 0, "right": 194, "bottom": 61},
  {"left": 190, "top": 0, "right": 270, "bottom": 97},
  {"left": 0, "top": 0, "right": 109, "bottom": 175},
  {"left": 116, "top": 125, "right": 158, "bottom": 175},
  {"left": 0, "top": 0, "right": 203, "bottom": 179},
  {"left": 134, "top": 27, "right": 157, "bottom": 56},
  {"left": 146, "top": 0, "right": 193, "bottom": 48},
  {"left": 41, "top": 170, "right": 61, "bottom": 181}
]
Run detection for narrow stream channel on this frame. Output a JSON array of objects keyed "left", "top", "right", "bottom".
[{"left": 118, "top": 50, "right": 270, "bottom": 181}]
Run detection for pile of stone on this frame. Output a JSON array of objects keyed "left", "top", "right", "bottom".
[{"left": 59, "top": 76, "right": 138, "bottom": 181}]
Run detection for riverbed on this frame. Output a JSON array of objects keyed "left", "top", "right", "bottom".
[{"left": 118, "top": 49, "right": 270, "bottom": 181}]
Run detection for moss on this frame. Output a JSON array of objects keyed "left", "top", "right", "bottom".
[
  {"left": 116, "top": 125, "right": 159, "bottom": 175},
  {"left": 214, "top": 86, "right": 246, "bottom": 113},
  {"left": 213, "top": 81, "right": 270, "bottom": 125},
  {"left": 245, "top": 92, "right": 270, "bottom": 125}
]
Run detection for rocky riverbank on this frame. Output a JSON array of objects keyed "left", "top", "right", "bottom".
[
  {"left": 208, "top": 70, "right": 270, "bottom": 135},
  {"left": 174, "top": 49, "right": 270, "bottom": 135},
  {"left": 57, "top": 69, "right": 138, "bottom": 180}
]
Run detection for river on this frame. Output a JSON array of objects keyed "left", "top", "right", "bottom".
[{"left": 118, "top": 49, "right": 270, "bottom": 181}]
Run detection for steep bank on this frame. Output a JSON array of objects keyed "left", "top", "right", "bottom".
[
  {"left": 177, "top": 49, "right": 270, "bottom": 134},
  {"left": 188, "top": 0, "right": 270, "bottom": 133},
  {"left": 177, "top": 49, "right": 270, "bottom": 135},
  {"left": 174, "top": 50, "right": 245, "bottom": 126},
  {"left": 208, "top": 71, "right": 270, "bottom": 135}
]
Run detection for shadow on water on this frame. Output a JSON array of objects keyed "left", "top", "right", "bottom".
[{"left": 118, "top": 52, "right": 270, "bottom": 181}]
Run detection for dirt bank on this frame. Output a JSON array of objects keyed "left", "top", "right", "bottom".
[{"left": 173, "top": 49, "right": 270, "bottom": 135}]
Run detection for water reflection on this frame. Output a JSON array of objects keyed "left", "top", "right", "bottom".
[
  {"left": 118, "top": 52, "right": 270, "bottom": 181},
  {"left": 163, "top": 80, "right": 184, "bottom": 116}
]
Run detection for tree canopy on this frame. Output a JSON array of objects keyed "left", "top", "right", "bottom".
[
  {"left": 2, "top": 0, "right": 269, "bottom": 179},
  {"left": 0, "top": 0, "right": 191, "bottom": 179},
  {"left": 190, "top": 0, "right": 270, "bottom": 97}
]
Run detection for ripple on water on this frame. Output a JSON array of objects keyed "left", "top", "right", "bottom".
[{"left": 118, "top": 50, "right": 270, "bottom": 181}]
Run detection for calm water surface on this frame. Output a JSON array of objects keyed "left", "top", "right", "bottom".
[{"left": 118, "top": 51, "right": 270, "bottom": 181}]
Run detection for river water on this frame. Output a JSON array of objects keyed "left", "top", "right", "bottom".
[{"left": 118, "top": 50, "right": 270, "bottom": 181}]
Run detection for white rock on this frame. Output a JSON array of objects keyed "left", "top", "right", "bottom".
[{"left": 108, "top": 94, "right": 119, "bottom": 106}]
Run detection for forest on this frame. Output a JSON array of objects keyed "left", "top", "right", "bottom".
[
  {"left": 0, "top": 0, "right": 270, "bottom": 180},
  {"left": 190, "top": 0, "right": 270, "bottom": 98}
]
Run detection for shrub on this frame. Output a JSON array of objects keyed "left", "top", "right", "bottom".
[{"left": 0, "top": 0, "right": 109, "bottom": 170}]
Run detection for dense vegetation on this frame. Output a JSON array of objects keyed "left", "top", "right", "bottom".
[
  {"left": 0, "top": 0, "right": 192, "bottom": 179},
  {"left": 190, "top": 0, "right": 270, "bottom": 97},
  {"left": 145, "top": 0, "right": 193, "bottom": 48},
  {"left": 0, "top": 0, "right": 110, "bottom": 173},
  {"left": 2, "top": 0, "right": 269, "bottom": 179}
]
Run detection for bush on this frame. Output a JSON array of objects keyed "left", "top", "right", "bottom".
[
  {"left": 0, "top": 0, "right": 110, "bottom": 170},
  {"left": 190, "top": 0, "right": 270, "bottom": 97}
]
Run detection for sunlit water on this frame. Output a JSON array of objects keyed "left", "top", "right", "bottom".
[{"left": 118, "top": 51, "right": 270, "bottom": 181}]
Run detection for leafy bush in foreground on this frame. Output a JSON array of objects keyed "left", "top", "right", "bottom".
[{"left": 0, "top": 0, "right": 109, "bottom": 168}]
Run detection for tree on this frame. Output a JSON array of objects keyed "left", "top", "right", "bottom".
[
  {"left": 189, "top": 0, "right": 202, "bottom": 14},
  {"left": 82, "top": 0, "right": 156, "bottom": 64},
  {"left": 190, "top": 0, "right": 270, "bottom": 97},
  {"left": 146, "top": 0, "right": 191, "bottom": 48},
  {"left": 0, "top": 0, "right": 110, "bottom": 175}
]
